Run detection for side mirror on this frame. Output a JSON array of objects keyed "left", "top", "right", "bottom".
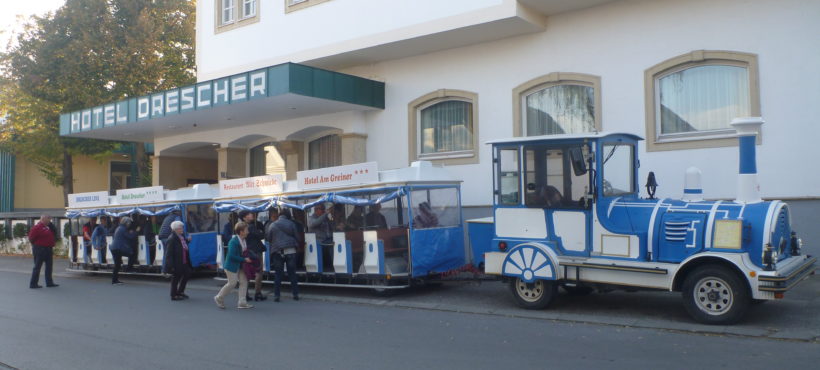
[{"left": 569, "top": 147, "right": 587, "bottom": 176}]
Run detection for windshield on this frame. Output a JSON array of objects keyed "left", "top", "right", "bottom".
[{"left": 601, "top": 143, "right": 634, "bottom": 197}]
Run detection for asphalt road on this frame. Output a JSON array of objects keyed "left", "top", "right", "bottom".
[{"left": 0, "top": 256, "right": 818, "bottom": 370}]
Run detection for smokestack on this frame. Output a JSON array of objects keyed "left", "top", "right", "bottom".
[
  {"left": 682, "top": 167, "right": 703, "bottom": 202},
  {"left": 731, "top": 117, "right": 764, "bottom": 204}
]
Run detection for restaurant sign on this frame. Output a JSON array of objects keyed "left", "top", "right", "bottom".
[{"left": 219, "top": 174, "right": 284, "bottom": 198}]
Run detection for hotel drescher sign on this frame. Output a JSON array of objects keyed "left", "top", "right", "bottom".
[{"left": 60, "top": 67, "right": 270, "bottom": 134}]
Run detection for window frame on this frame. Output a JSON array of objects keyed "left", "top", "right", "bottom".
[
  {"left": 215, "top": 0, "right": 260, "bottom": 34},
  {"left": 512, "top": 72, "right": 602, "bottom": 137},
  {"left": 407, "top": 89, "right": 479, "bottom": 165},
  {"left": 285, "top": 0, "right": 332, "bottom": 13},
  {"left": 644, "top": 50, "right": 761, "bottom": 152}
]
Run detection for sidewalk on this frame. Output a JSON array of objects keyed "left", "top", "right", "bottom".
[{"left": 3, "top": 255, "right": 818, "bottom": 342}]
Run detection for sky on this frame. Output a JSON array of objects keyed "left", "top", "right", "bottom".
[{"left": 0, "top": 0, "right": 66, "bottom": 50}]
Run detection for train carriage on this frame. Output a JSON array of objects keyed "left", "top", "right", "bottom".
[
  {"left": 212, "top": 161, "right": 466, "bottom": 290},
  {"left": 65, "top": 184, "right": 219, "bottom": 275}
]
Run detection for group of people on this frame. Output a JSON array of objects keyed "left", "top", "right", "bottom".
[
  {"left": 215, "top": 208, "right": 303, "bottom": 309},
  {"left": 28, "top": 201, "right": 432, "bottom": 309}
]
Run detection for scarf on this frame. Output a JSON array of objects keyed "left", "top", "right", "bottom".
[{"left": 178, "top": 234, "right": 189, "bottom": 265}]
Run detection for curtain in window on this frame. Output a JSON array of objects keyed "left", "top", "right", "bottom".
[
  {"left": 659, "top": 65, "right": 750, "bottom": 135},
  {"left": 249, "top": 142, "right": 268, "bottom": 176},
  {"left": 309, "top": 134, "right": 341, "bottom": 169},
  {"left": 420, "top": 100, "right": 473, "bottom": 154},
  {"left": 525, "top": 84, "right": 594, "bottom": 136}
]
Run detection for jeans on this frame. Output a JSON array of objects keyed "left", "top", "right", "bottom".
[
  {"left": 30, "top": 245, "right": 54, "bottom": 287},
  {"left": 216, "top": 269, "right": 249, "bottom": 307},
  {"left": 272, "top": 252, "right": 299, "bottom": 298},
  {"left": 170, "top": 265, "right": 192, "bottom": 297}
]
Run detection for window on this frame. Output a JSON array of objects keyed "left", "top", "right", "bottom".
[
  {"left": 497, "top": 148, "right": 520, "bottom": 206},
  {"left": 215, "top": 0, "right": 259, "bottom": 33},
  {"left": 410, "top": 188, "right": 461, "bottom": 229},
  {"left": 645, "top": 51, "right": 760, "bottom": 151},
  {"left": 308, "top": 134, "right": 341, "bottom": 170},
  {"left": 110, "top": 161, "right": 131, "bottom": 194},
  {"left": 408, "top": 89, "right": 479, "bottom": 165},
  {"left": 513, "top": 73, "right": 602, "bottom": 137},
  {"left": 524, "top": 144, "right": 589, "bottom": 209},
  {"left": 249, "top": 142, "right": 285, "bottom": 177},
  {"left": 242, "top": 0, "right": 257, "bottom": 18},
  {"left": 286, "top": 0, "right": 331, "bottom": 13},
  {"left": 601, "top": 144, "right": 634, "bottom": 197},
  {"left": 221, "top": 0, "right": 235, "bottom": 24}
]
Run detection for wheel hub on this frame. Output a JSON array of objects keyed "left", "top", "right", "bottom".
[{"left": 694, "top": 277, "right": 733, "bottom": 315}]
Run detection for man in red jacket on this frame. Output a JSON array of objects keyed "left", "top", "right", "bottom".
[{"left": 29, "top": 214, "right": 58, "bottom": 289}]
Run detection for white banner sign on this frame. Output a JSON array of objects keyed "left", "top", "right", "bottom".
[
  {"left": 116, "top": 186, "right": 164, "bottom": 205},
  {"left": 219, "top": 174, "right": 284, "bottom": 198},
  {"left": 68, "top": 191, "right": 109, "bottom": 208},
  {"left": 297, "top": 162, "right": 379, "bottom": 190}
]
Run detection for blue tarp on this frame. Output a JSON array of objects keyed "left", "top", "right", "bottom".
[
  {"left": 188, "top": 232, "right": 217, "bottom": 267},
  {"left": 66, "top": 205, "right": 181, "bottom": 219},
  {"left": 409, "top": 226, "right": 466, "bottom": 276}
]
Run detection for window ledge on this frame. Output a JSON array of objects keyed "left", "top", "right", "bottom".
[
  {"left": 418, "top": 151, "right": 474, "bottom": 161},
  {"left": 656, "top": 130, "right": 737, "bottom": 144}
]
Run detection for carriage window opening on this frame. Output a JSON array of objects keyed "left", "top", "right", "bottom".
[
  {"left": 497, "top": 148, "right": 520, "bottom": 206},
  {"left": 524, "top": 145, "right": 588, "bottom": 208},
  {"left": 602, "top": 144, "right": 635, "bottom": 197},
  {"left": 186, "top": 204, "right": 217, "bottom": 232},
  {"left": 411, "top": 188, "right": 459, "bottom": 229}
]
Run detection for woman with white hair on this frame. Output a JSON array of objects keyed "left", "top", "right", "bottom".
[
  {"left": 110, "top": 216, "right": 137, "bottom": 285},
  {"left": 163, "top": 220, "right": 193, "bottom": 301}
]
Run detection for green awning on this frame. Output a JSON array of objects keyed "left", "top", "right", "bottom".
[{"left": 60, "top": 62, "right": 384, "bottom": 142}]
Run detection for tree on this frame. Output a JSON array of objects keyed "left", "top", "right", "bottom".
[{"left": 0, "top": 0, "right": 196, "bottom": 204}]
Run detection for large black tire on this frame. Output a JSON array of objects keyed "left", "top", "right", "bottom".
[
  {"left": 509, "top": 278, "right": 558, "bottom": 309},
  {"left": 682, "top": 265, "right": 750, "bottom": 325}
]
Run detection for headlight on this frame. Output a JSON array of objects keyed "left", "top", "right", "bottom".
[{"left": 713, "top": 220, "right": 742, "bottom": 249}]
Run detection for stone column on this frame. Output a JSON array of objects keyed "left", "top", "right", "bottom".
[
  {"left": 276, "top": 141, "right": 303, "bottom": 181},
  {"left": 341, "top": 133, "right": 367, "bottom": 165},
  {"left": 216, "top": 147, "right": 247, "bottom": 180}
]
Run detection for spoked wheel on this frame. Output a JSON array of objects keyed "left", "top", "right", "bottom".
[
  {"left": 509, "top": 278, "right": 557, "bottom": 309},
  {"left": 682, "top": 265, "right": 750, "bottom": 325}
]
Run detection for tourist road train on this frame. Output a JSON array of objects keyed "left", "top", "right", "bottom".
[{"left": 51, "top": 117, "right": 814, "bottom": 324}]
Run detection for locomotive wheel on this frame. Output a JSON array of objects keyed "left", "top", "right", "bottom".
[
  {"left": 509, "top": 278, "right": 557, "bottom": 309},
  {"left": 682, "top": 265, "right": 750, "bottom": 325}
]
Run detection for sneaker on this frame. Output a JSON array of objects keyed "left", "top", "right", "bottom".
[
  {"left": 180, "top": 293, "right": 190, "bottom": 299},
  {"left": 30, "top": 285, "right": 43, "bottom": 289},
  {"left": 273, "top": 296, "right": 280, "bottom": 302},
  {"left": 213, "top": 296, "right": 225, "bottom": 309},
  {"left": 237, "top": 303, "right": 254, "bottom": 309},
  {"left": 293, "top": 295, "right": 299, "bottom": 301},
  {"left": 46, "top": 283, "right": 59, "bottom": 288},
  {"left": 112, "top": 281, "right": 124, "bottom": 285}
]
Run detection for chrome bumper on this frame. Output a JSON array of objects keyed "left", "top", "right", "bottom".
[{"left": 758, "top": 255, "right": 816, "bottom": 293}]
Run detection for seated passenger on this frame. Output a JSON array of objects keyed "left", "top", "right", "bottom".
[
  {"left": 331, "top": 203, "right": 347, "bottom": 232},
  {"left": 346, "top": 206, "right": 364, "bottom": 231},
  {"left": 413, "top": 202, "right": 439, "bottom": 229},
  {"left": 365, "top": 203, "right": 388, "bottom": 229},
  {"left": 539, "top": 185, "right": 563, "bottom": 207}
]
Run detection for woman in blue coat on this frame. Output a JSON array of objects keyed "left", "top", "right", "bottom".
[{"left": 214, "top": 221, "right": 253, "bottom": 309}]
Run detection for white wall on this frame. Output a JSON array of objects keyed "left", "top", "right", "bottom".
[
  {"left": 345, "top": 0, "right": 820, "bottom": 205},
  {"left": 197, "top": 0, "right": 509, "bottom": 79},
  {"left": 191, "top": 0, "right": 820, "bottom": 206}
]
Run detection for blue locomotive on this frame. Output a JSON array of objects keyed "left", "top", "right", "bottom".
[{"left": 481, "top": 117, "right": 815, "bottom": 324}]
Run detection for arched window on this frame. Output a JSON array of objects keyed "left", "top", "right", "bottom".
[
  {"left": 308, "top": 134, "right": 341, "bottom": 169},
  {"left": 645, "top": 50, "right": 760, "bottom": 151},
  {"left": 408, "top": 89, "right": 479, "bottom": 165},
  {"left": 513, "top": 73, "right": 601, "bottom": 137}
]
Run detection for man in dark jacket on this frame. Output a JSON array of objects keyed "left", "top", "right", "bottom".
[
  {"left": 239, "top": 210, "right": 266, "bottom": 301},
  {"left": 29, "top": 214, "right": 58, "bottom": 289},
  {"left": 110, "top": 217, "right": 137, "bottom": 285},
  {"left": 265, "top": 209, "right": 301, "bottom": 302}
]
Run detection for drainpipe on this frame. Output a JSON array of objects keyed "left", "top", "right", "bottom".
[{"left": 731, "top": 117, "right": 764, "bottom": 204}]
